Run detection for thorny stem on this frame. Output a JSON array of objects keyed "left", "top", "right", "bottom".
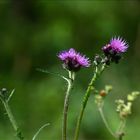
[
  {"left": 2, "top": 101, "right": 24, "bottom": 140},
  {"left": 62, "top": 71, "right": 74, "bottom": 140},
  {"left": 73, "top": 64, "right": 106, "bottom": 140}
]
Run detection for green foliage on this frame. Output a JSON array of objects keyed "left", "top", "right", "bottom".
[{"left": 0, "top": 0, "right": 140, "bottom": 140}]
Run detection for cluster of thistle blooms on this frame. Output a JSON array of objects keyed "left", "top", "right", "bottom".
[{"left": 58, "top": 37, "right": 128, "bottom": 71}]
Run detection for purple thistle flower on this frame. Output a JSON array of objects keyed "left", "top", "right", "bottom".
[
  {"left": 102, "top": 37, "right": 128, "bottom": 54},
  {"left": 102, "top": 37, "right": 128, "bottom": 64},
  {"left": 58, "top": 48, "right": 90, "bottom": 71},
  {"left": 110, "top": 37, "right": 128, "bottom": 53}
]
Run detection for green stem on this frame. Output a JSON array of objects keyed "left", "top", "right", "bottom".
[
  {"left": 73, "top": 64, "right": 106, "bottom": 140},
  {"left": 32, "top": 123, "right": 50, "bottom": 140},
  {"left": 98, "top": 107, "right": 116, "bottom": 138},
  {"left": 62, "top": 72, "right": 74, "bottom": 140},
  {"left": 119, "top": 136, "right": 122, "bottom": 140},
  {"left": 117, "top": 119, "right": 126, "bottom": 140},
  {"left": 2, "top": 101, "right": 24, "bottom": 140}
]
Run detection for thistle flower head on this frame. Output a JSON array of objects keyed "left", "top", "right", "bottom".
[
  {"left": 103, "top": 37, "right": 128, "bottom": 54},
  {"left": 102, "top": 37, "right": 128, "bottom": 64},
  {"left": 58, "top": 48, "right": 90, "bottom": 71},
  {"left": 110, "top": 37, "right": 128, "bottom": 53}
]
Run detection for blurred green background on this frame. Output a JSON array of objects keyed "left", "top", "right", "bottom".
[{"left": 0, "top": 0, "right": 140, "bottom": 140}]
